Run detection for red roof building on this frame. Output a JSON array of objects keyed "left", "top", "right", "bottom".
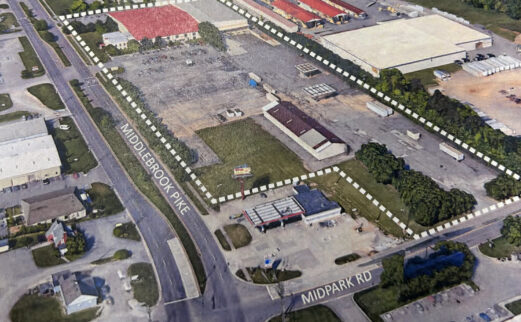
[
  {"left": 326, "top": 0, "right": 366, "bottom": 16},
  {"left": 109, "top": 5, "right": 199, "bottom": 41},
  {"left": 298, "top": 0, "right": 346, "bottom": 19},
  {"left": 272, "top": 0, "right": 322, "bottom": 24}
]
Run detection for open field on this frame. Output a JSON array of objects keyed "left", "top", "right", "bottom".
[
  {"left": 269, "top": 305, "right": 341, "bottom": 322},
  {"left": 10, "top": 294, "right": 98, "bottom": 322},
  {"left": 406, "top": 0, "right": 521, "bottom": 41},
  {"left": 41, "top": 0, "right": 73, "bottom": 15},
  {"left": 0, "top": 111, "right": 32, "bottom": 124},
  {"left": 51, "top": 117, "right": 98, "bottom": 174},
  {"left": 439, "top": 69, "right": 521, "bottom": 135},
  {"left": 128, "top": 262, "right": 159, "bottom": 307},
  {"left": 0, "top": 93, "right": 13, "bottom": 111},
  {"left": 80, "top": 32, "right": 109, "bottom": 63},
  {"left": 31, "top": 244, "right": 66, "bottom": 267},
  {"left": 479, "top": 236, "right": 521, "bottom": 259},
  {"left": 87, "top": 182, "right": 124, "bottom": 217},
  {"left": 196, "top": 118, "right": 307, "bottom": 196},
  {"left": 405, "top": 63, "right": 461, "bottom": 88},
  {"left": 18, "top": 36, "right": 44, "bottom": 78},
  {"left": 27, "top": 83, "right": 65, "bottom": 110},
  {"left": 0, "top": 12, "right": 19, "bottom": 32}
]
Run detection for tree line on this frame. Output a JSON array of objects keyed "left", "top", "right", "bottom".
[
  {"left": 380, "top": 241, "right": 475, "bottom": 302},
  {"left": 356, "top": 143, "right": 476, "bottom": 226},
  {"left": 501, "top": 215, "right": 521, "bottom": 246},
  {"left": 460, "top": 0, "right": 521, "bottom": 19}
]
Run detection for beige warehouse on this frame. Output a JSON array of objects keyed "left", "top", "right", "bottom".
[
  {"left": 321, "top": 14, "right": 492, "bottom": 76},
  {"left": 0, "top": 118, "right": 61, "bottom": 189}
]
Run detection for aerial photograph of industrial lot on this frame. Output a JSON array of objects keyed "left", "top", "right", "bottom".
[{"left": 1, "top": 0, "right": 521, "bottom": 321}]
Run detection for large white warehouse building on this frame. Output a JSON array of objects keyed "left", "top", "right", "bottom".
[{"left": 321, "top": 14, "right": 492, "bottom": 76}]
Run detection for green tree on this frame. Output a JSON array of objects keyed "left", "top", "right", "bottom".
[
  {"left": 501, "top": 215, "right": 521, "bottom": 246},
  {"left": 486, "top": 174, "right": 521, "bottom": 200},
  {"left": 380, "top": 254, "right": 404, "bottom": 288},
  {"left": 34, "top": 19, "right": 48, "bottom": 31},
  {"left": 66, "top": 230, "right": 86, "bottom": 255},
  {"left": 70, "top": 0, "right": 87, "bottom": 13},
  {"left": 198, "top": 21, "right": 225, "bottom": 51}
]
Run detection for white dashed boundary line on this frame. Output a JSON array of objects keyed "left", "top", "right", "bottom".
[
  {"left": 211, "top": 0, "right": 520, "bottom": 183},
  {"left": 61, "top": 3, "right": 521, "bottom": 240}
]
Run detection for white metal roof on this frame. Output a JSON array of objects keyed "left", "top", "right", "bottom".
[
  {"left": 244, "top": 197, "right": 303, "bottom": 226},
  {"left": 0, "top": 118, "right": 47, "bottom": 145},
  {"left": 0, "top": 135, "right": 61, "bottom": 181}
]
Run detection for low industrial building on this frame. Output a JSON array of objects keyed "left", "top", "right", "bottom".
[
  {"left": 236, "top": 0, "right": 299, "bottom": 32},
  {"left": 21, "top": 187, "right": 86, "bottom": 225},
  {"left": 263, "top": 101, "right": 347, "bottom": 160},
  {"left": 272, "top": 0, "right": 323, "bottom": 28},
  {"left": 177, "top": 0, "right": 249, "bottom": 32},
  {"left": 102, "top": 31, "right": 133, "bottom": 50},
  {"left": 52, "top": 270, "right": 98, "bottom": 315},
  {"left": 321, "top": 15, "right": 492, "bottom": 76},
  {"left": 298, "top": 0, "right": 348, "bottom": 23},
  {"left": 0, "top": 118, "right": 61, "bottom": 190},
  {"left": 109, "top": 5, "right": 200, "bottom": 42},
  {"left": 243, "top": 185, "right": 341, "bottom": 230},
  {"left": 325, "top": 0, "right": 366, "bottom": 18}
]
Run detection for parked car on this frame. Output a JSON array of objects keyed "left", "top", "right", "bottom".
[
  {"left": 479, "top": 313, "right": 492, "bottom": 322},
  {"left": 43, "top": 179, "right": 50, "bottom": 185},
  {"left": 487, "top": 53, "right": 495, "bottom": 58}
]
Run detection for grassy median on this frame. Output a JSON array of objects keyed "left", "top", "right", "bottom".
[
  {"left": 69, "top": 79, "right": 206, "bottom": 292},
  {"left": 18, "top": 36, "right": 45, "bottom": 78},
  {"left": 27, "top": 83, "right": 65, "bottom": 110}
]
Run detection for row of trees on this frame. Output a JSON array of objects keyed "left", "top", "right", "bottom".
[
  {"left": 460, "top": 0, "right": 521, "bottom": 19},
  {"left": 484, "top": 174, "right": 521, "bottom": 200},
  {"left": 61, "top": 18, "right": 118, "bottom": 35},
  {"left": 356, "top": 143, "right": 476, "bottom": 226},
  {"left": 380, "top": 241, "right": 475, "bottom": 302},
  {"left": 501, "top": 215, "right": 521, "bottom": 246}
]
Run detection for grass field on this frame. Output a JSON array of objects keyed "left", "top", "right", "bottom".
[
  {"left": 506, "top": 298, "right": 521, "bottom": 315},
  {"left": 214, "top": 229, "right": 231, "bottom": 251},
  {"left": 223, "top": 224, "right": 252, "bottom": 249},
  {"left": 0, "top": 111, "right": 32, "bottom": 124},
  {"left": 18, "top": 36, "right": 45, "bottom": 78},
  {"left": 10, "top": 294, "right": 98, "bottom": 322},
  {"left": 479, "top": 236, "right": 520, "bottom": 259},
  {"left": 196, "top": 118, "right": 307, "bottom": 197},
  {"left": 31, "top": 244, "right": 66, "bottom": 267},
  {"left": 405, "top": 63, "right": 462, "bottom": 88},
  {"left": 407, "top": 0, "right": 521, "bottom": 41},
  {"left": 0, "top": 12, "right": 19, "bottom": 33},
  {"left": 113, "top": 222, "right": 141, "bottom": 241},
  {"left": 70, "top": 78, "right": 206, "bottom": 293},
  {"left": 269, "top": 305, "right": 341, "bottom": 322},
  {"left": 87, "top": 182, "right": 124, "bottom": 217},
  {"left": 309, "top": 159, "right": 414, "bottom": 238},
  {"left": 42, "top": 0, "right": 73, "bottom": 15},
  {"left": 0, "top": 93, "right": 13, "bottom": 111},
  {"left": 128, "top": 262, "right": 159, "bottom": 307},
  {"left": 354, "top": 286, "right": 401, "bottom": 322},
  {"left": 81, "top": 32, "right": 109, "bottom": 63},
  {"left": 51, "top": 117, "right": 98, "bottom": 174},
  {"left": 27, "top": 83, "right": 65, "bottom": 110}
]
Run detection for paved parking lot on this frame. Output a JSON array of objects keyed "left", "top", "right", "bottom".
[{"left": 382, "top": 249, "right": 521, "bottom": 322}]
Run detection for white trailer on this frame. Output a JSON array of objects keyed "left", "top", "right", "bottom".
[
  {"left": 262, "top": 83, "right": 277, "bottom": 94},
  {"left": 407, "top": 130, "right": 420, "bottom": 140},
  {"left": 248, "top": 72, "right": 262, "bottom": 83},
  {"left": 366, "top": 101, "right": 393, "bottom": 117},
  {"left": 266, "top": 92, "right": 280, "bottom": 102},
  {"left": 439, "top": 142, "right": 464, "bottom": 161}
]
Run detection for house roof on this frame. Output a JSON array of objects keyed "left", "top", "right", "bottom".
[
  {"left": 57, "top": 272, "right": 98, "bottom": 305},
  {"left": 327, "top": 0, "right": 365, "bottom": 15},
  {"left": 22, "top": 187, "right": 84, "bottom": 225},
  {"left": 299, "top": 0, "right": 345, "bottom": 18},
  {"left": 109, "top": 5, "right": 199, "bottom": 41},
  {"left": 293, "top": 185, "right": 340, "bottom": 216},
  {"left": 45, "top": 221, "right": 66, "bottom": 247},
  {"left": 264, "top": 101, "right": 344, "bottom": 149},
  {"left": 272, "top": 0, "right": 322, "bottom": 23},
  {"left": 238, "top": 0, "right": 298, "bottom": 30}
]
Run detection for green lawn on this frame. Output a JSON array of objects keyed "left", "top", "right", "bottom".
[
  {"left": 241, "top": 267, "right": 302, "bottom": 284},
  {"left": 196, "top": 118, "right": 307, "bottom": 197},
  {"left": 87, "top": 182, "right": 124, "bottom": 216},
  {"left": 223, "top": 224, "right": 252, "bottom": 249},
  {"left": 479, "top": 236, "right": 521, "bottom": 259},
  {"left": 9, "top": 232, "right": 45, "bottom": 250},
  {"left": 310, "top": 159, "right": 414, "bottom": 238},
  {"left": 51, "top": 117, "right": 98, "bottom": 174},
  {"left": 42, "top": 0, "right": 74, "bottom": 15},
  {"left": 269, "top": 305, "right": 341, "bottom": 322},
  {"left": 27, "top": 83, "right": 65, "bottom": 110},
  {"left": 354, "top": 286, "right": 401, "bottom": 322},
  {"left": 0, "top": 111, "right": 32, "bottom": 124},
  {"left": 81, "top": 32, "right": 109, "bottom": 63},
  {"left": 506, "top": 298, "right": 521, "bottom": 315},
  {"left": 91, "top": 249, "right": 131, "bottom": 265},
  {"left": 0, "top": 12, "right": 20, "bottom": 33},
  {"left": 128, "top": 262, "right": 159, "bottom": 307},
  {"left": 0, "top": 93, "right": 13, "bottom": 111},
  {"left": 31, "top": 244, "right": 66, "bottom": 267},
  {"left": 405, "top": 63, "right": 462, "bottom": 88},
  {"left": 407, "top": 0, "right": 521, "bottom": 41},
  {"left": 18, "top": 36, "right": 45, "bottom": 78},
  {"left": 10, "top": 294, "right": 98, "bottom": 322},
  {"left": 113, "top": 222, "right": 141, "bottom": 241},
  {"left": 214, "top": 229, "right": 231, "bottom": 251}
]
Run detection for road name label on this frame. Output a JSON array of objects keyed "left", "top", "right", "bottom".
[
  {"left": 301, "top": 271, "right": 372, "bottom": 304},
  {"left": 121, "top": 123, "right": 191, "bottom": 215}
]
